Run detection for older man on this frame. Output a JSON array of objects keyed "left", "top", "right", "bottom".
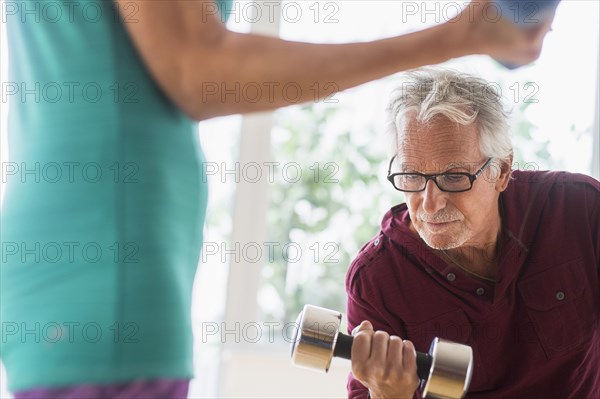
[{"left": 346, "top": 68, "right": 600, "bottom": 399}]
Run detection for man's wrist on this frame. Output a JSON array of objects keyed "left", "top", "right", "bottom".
[
  {"left": 368, "top": 388, "right": 414, "bottom": 399},
  {"left": 368, "top": 388, "right": 384, "bottom": 399}
]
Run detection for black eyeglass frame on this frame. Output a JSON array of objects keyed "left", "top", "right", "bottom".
[{"left": 386, "top": 156, "right": 494, "bottom": 193}]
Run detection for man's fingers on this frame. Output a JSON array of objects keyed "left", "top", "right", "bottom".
[
  {"left": 370, "top": 330, "right": 390, "bottom": 361},
  {"left": 352, "top": 320, "right": 374, "bottom": 336},
  {"left": 387, "top": 335, "right": 405, "bottom": 371},
  {"left": 351, "top": 320, "right": 375, "bottom": 365},
  {"left": 401, "top": 339, "right": 418, "bottom": 372},
  {"left": 351, "top": 328, "right": 373, "bottom": 365}
]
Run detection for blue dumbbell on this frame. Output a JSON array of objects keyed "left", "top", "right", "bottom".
[{"left": 493, "top": 0, "right": 561, "bottom": 69}]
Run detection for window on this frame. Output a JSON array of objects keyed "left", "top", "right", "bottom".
[{"left": 260, "top": 0, "right": 600, "bottom": 334}]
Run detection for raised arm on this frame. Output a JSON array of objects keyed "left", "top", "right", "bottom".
[{"left": 114, "top": 0, "right": 553, "bottom": 121}]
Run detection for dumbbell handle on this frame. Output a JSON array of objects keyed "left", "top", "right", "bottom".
[{"left": 332, "top": 332, "right": 433, "bottom": 381}]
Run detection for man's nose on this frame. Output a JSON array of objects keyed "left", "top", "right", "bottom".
[{"left": 421, "top": 179, "right": 447, "bottom": 214}]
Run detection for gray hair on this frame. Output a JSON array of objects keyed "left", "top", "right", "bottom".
[{"left": 386, "top": 68, "right": 513, "bottom": 168}]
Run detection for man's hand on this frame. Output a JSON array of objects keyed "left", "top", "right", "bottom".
[{"left": 351, "top": 321, "right": 420, "bottom": 399}]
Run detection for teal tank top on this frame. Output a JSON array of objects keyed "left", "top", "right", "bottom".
[{"left": 1, "top": 0, "right": 230, "bottom": 391}]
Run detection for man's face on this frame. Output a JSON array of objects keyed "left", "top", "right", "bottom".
[{"left": 398, "top": 116, "right": 506, "bottom": 250}]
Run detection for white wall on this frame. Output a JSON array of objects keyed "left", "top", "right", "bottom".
[{"left": 219, "top": 347, "right": 351, "bottom": 398}]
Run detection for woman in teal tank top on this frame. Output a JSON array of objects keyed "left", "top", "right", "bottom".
[{"left": 2, "top": 0, "right": 230, "bottom": 396}]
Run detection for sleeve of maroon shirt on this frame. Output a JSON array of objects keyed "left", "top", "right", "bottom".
[
  {"left": 572, "top": 173, "right": 600, "bottom": 288},
  {"left": 345, "top": 252, "right": 422, "bottom": 399},
  {"left": 583, "top": 176, "right": 600, "bottom": 285}
]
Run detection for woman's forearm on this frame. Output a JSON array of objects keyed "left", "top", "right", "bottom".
[{"left": 186, "top": 21, "right": 466, "bottom": 119}]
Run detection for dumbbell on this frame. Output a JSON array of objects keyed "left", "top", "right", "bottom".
[
  {"left": 290, "top": 305, "right": 473, "bottom": 399},
  {"left": 493, "top": 0, "right": 561, "bottom": 69}
]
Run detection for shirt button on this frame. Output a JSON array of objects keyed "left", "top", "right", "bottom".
[
  {"left": 476, "top": 287, "right": 485, "bottom": 296},
  {"left": 556, "top": 291, "right": 565, "bottom": 301},
  {"left": 446, "top": 273, "right": 456, "bottom": 282}
]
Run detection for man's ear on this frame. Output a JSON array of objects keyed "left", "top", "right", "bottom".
[{"left": 495, "top": 153, "right": 513, "bottom": 192}]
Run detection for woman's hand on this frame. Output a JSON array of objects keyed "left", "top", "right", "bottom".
[{"left": 455, "top": 0, "right": 556, "bottom": 66}]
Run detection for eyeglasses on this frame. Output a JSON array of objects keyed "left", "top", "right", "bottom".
[{"left": 387, "top": 156, "right": 493, "bottom": 193}]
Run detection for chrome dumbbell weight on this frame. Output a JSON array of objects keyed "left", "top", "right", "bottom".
[{"left": 290, "top": 304, "right": 473, "bottom": 399}]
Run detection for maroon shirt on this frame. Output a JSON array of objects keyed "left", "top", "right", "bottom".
[{"left": 346, "top": 170, "right": 600, "bottom": 399}]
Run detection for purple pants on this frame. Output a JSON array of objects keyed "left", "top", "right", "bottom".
[{"left": 13, "top": 379, "right": 190, "bottom": 399}]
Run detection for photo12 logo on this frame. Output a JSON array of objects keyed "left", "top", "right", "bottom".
[
  {"left": 201, "top": 241, "right": 339, "bottom": 264},
  {"left": 1, "top": 81, "right": 139, "bottom": 104},
  {"left": 202, "top": 1, "right": 340, "bottom": 24},
  {"left": 0, "top": 1, "right": 139, "bottom": 24},
  {"left": 1, "top": 162, "right": 139, "bottom": 184},
  {"left": 1, "top": 241, "right": 140, "bottom": 265},
  {"left": 1, "top": 321, "right": 140, "bottom": 344},
  {"left": 198, "top": 320, "right": 339, "bottom": 345},
  {"left": 202, "top": 161, "right": 339, "bottom": 184}
]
